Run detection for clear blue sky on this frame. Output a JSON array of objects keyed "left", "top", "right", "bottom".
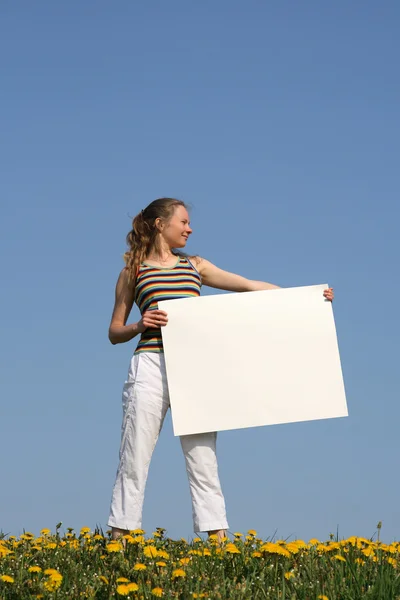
[{"left": 1, "top": 1, "right": 399, "bottom": 542}]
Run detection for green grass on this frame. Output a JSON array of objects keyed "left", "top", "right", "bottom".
[{"left": 0, "top": 526, "right": 399, "bottom": 599}]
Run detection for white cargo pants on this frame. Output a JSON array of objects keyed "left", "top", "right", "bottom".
[{"left": 108, "top": 352, "right": 228, "bottom": 533}]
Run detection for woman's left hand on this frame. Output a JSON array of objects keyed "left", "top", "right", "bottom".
[{"left": 323, "top": 287, "right": 334, "bottom": 302}]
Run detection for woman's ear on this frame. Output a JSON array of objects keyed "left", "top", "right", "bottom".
[{"left": 155, "top": 217, "right": 164, "bottom": 232}]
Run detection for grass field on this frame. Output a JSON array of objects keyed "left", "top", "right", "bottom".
[{"left": 0, "top": 525, "right": 398, "bottom": 599}]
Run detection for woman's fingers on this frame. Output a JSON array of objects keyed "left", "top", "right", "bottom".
[
  {"left": 323, "top": 288, "right": 334, "bottom": 301},
  {"left": 143, "top": 309, "right": 168, "bottom": 328}
]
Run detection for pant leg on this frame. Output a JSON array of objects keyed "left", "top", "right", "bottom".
[
  {"left": 180, "top": 432, "right": 229, "bottom": 533},
  {"left": 108, "top": 352, "right": 169, "bottom": 530}
]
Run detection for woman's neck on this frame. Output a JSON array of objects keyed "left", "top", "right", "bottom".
[{"left": 146, "top": 246, "right": 175, "bottom": 264}]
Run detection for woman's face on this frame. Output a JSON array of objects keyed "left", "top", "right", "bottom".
[{"left": 160, "top": 205, "right": 193, "bottom": 248}]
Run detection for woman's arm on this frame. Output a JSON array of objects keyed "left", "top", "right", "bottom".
[
  {"left": 192, "top": 257, "right": 334, "bottom": 301},
  {"left": 193, "top": 257, "right": 280, "bottom": 292},
  {"left": 108, "top": 268, "right": 169, "bottom": 345},
  {"left": 108, "top": 268, "right": 141, "bottom": 345}
]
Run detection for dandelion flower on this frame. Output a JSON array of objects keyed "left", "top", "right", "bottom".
[
  {"left": 180, "top": 557, "right": 191, "bottom": 565},
  {"left": 99, "top": 575, "right": 109, "bottom": 584},
  {"left": 45, "top": 543, "right": 57, "bottom": 550},
  {"left": 152, "top": 587, "right": 163, "bottom": 597},
  {"left": 334, "top": 554, "right": 346, "bottom": 562},
  {"left": 132, "top": 529, "right": 145, "bottom": 535},
  {"left": 318, "top": 596, "right": 329, "bottom": 600},
  {"left": 133, "top": 563, "right": 147, "bottom": 571},
  {"left": 28, "top": 566, "right": 42, "bottom": 573},
  {"left": 0, "top": 575, "right": 14, "bottom": 583},
  {"left": 171, "top": 568, "right": 186, "bottom": 579},
  {"left": 127, "top": 583, "right": 139, "bottom": 592},
  {"left": 252, "top": 551, "right": 262, "bottom": 558},
  {"left": 117, "top": 577, "right": 129, "bottom": 583},
  {"left": 117, "top": 584, "right": 130, "bottom": 596},
  {"left": 285, "top": 543, "right": 300, "bottom": 554},
  {"left": 80, "top": 527, "right": 91, "bottom": 535},
  {"left": 106, "top": 541, "right": 123, "bottom": 553},
  {"left": 40, "top": 529, "right": 51, "bottom": 536},
  {"left": 225, "top": 543, "right": 240, "bottom": 554},
  {"left": 144, "top": 545, "right": 158, "bottom": 558},
  {"left": 284, "top": 572, "right": 295, "bottom": 580},
  {"left": 156, "top": 561, "right": 167, "bottom": 567},
  {"left": 157, "top": 550, "right": 169, "bottom": 560},
  {"left": 247, "top": 530, "right": 257, "bottom": 536},
  {"left": 233, "top": 532, "right": 243, "bottom": 538}
]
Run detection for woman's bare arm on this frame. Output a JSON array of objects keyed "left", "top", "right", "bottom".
[
  {"left": 108, "top": 268, "right": 142, "bottom": 345},
  {"left": 194, "top": 258, "right": 280, "bottom": 292},
  {"left": 108, "top": 268, "right": 169, "bottom": 345}
]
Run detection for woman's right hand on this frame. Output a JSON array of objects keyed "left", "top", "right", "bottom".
[{"left": 138, "top": 309, "right": 168, "bottom": 332}]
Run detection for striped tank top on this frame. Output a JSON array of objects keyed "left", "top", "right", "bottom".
[{"left": 134, "top": 255, "right": 202, "bottom": 354}]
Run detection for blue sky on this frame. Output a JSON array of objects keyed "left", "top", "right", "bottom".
[{"left": 1, "top": 1, "right": 399, "bottom": 542}]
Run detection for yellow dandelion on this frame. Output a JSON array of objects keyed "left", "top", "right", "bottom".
[
  {"left": 252, "top": 551, "right": 262, "bottom": 558},
  {"left": 387, "top": 557, "right": 397, "bottom": 567},
  {"left": 260, "top": 542, "right": 291, "bottom": 558},
  {"left": 116, "top": 577, "right": 130, "bottom": 583},
  {"left": 44, "top": 569, "right": 59, "bottom": 576},
  {"left": 80, "top": 527, "right": 91, "bottom": 535},
  {"left": 355, "top": 558, "right": 365, "bottom": 565},
  {"left": 225, "top": 543, "right": 240, "bottom": 554},
  {"left": 284, "top": 572, "right": 295, "bottom": 580},
  {"left": 106, "top": 541, "right": 123, "bottom": 553},
  {"left": 28, "top": 566, "right": 42, "bottom": 573},
  {"left": 334, "top": 554, "right": 346, "bottom": 562},
  {"left": 180, "top": 557, "right": 191, "bottom": 565},
  {"left": 318, "top": 596, "right": 329, "bottom": 600},
  {"left": 157, "top": 550, "right": 169, "bottom": 559},
  {"left": 152, "top": 588, "right": 163, "bottom": 597},
  {"left": 233, "top": 532, "right": 243, "bottom": 537},
  {"left": 43, "top": 578, "right": 62, "bottom": 592},
  {"left": 171, "top": 568, "right": 186, "bottom": 579},
  {"left": 117, "top": 584, "right": 130, "bottom": 596},
  {"left": 247, "top": 529, "right": 257, "bottom": 536},
  {"left": 156, "top": 561, "right": 167, "bottom": 567},
  {"left": 127, "top": 583, "right": 139, "bottom": 592},
  {"left": 99, "top": 575, "right": 109, "bottom": 584},
  {"left": 40, "top": 529, "right": 51, "bottom": 536},
  {"left": 0, "top": 575, "right": 14, "bottom": 583},
  {"left": 94, "top": 534, "right": 104, "bottom": 541},
  {"left": 285, "top": 542, "right": 300, "bottom": 554},
  {"left": 134, "top": 535, "right": 145, "bottom": 544},
  {"left": 202, "top": 548, "right": 211, "bottom": 556},
  {"left": 144, "top": 545, "right": 158, "bottom": 558},
  {"left": 362, "top": 547, "right": 375, "bottom": 558},
  {"left": 132, "top": 529, "right": 145, "bottom": 535},
  {"left": 133, "top": 563, "right": 147, "bottom": 571},
  {"left": 309, "top": 538, "right": 319, "bottom": 545},
  {"left": 45, "top": 542, "right": 57, "bottom": 550},
  {"left": 193, "top": 537, "right": 202, "bottom": 543}
]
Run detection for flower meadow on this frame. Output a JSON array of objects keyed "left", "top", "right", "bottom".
[{"left": 0, "top": 526, "right": 399, "bottom": 599}]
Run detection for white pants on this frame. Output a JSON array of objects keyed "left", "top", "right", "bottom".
[{"left": 108, "top": 352, "right": 228, "bottom": 533}]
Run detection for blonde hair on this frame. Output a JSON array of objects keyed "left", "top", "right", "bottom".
[{"left": 124, "top": 197, "right": 188, "bottom": 283}]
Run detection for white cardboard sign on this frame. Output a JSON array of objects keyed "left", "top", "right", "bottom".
[{"left": 160, "top": 285, "right": 348, "bottom": 436}]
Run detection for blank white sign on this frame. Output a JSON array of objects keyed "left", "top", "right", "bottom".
[{"left": 160, "top": 285, "right": 348, "bottom": 436}]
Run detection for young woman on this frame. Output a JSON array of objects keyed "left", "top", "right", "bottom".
[{"left": 107, "top": 198, "right": 334, "bottom": 541}]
